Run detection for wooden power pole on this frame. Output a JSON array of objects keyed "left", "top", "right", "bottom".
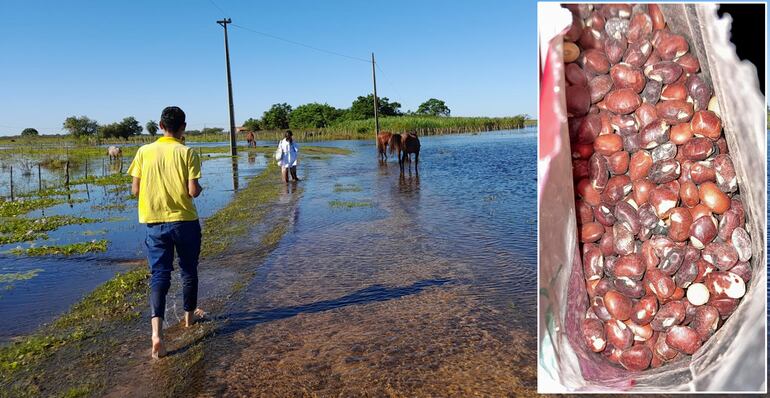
[
  {"left": 217, "top": 18, "right": 238, "bottom": 157},
  {"left": 371, "top": 52, "right": 380, "bottom": 145}
]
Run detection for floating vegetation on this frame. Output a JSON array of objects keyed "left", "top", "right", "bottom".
[
  {"left": 329, "top": 200, "right": 372, "bottom": 208},
  {"left": 10, "top": 240, "right": 108, "bottom": 256},
  {"left": 17, "top": 187, "right": 82, "bottom": 198},
  {"left": 70, "top": 173, "right": 131, "bottom": 187},
  {"left": 333, "top": 183, "right": 362, "bottom": 193},
  {"left": 0, "top": 215, "right": 99, "bottom": 244},
  {"left": 91, "top": 203, "right": 128, "bottom": 211},
  {"left": 81, "top": 229, "right": 107, "bottom": 236},
  {"left": 107, "top": 185, "right": 128, "bottom": 193},
  {"left": 0, "top": 198, "right": 64, "bottom": 217},
  {"left": 0, "top": 269, "right": 43, "bottom": 284}
]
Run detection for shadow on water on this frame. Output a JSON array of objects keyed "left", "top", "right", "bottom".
[{"left": 220, "top": 278, "right": 451, "bottom": 334}]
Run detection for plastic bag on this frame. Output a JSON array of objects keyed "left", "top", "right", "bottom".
[{"left": 537, "top": 3, "right": 767, "bottom": 393}]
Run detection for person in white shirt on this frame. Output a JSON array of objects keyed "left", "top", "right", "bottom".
[{"left": 276, "top": 130, "right": 299, "bottom": 182}]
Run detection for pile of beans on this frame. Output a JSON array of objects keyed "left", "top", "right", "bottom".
[{"left": 563, "top": 3, "right": 753, "bottom": 372}]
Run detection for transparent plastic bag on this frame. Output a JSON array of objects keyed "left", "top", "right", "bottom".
[{"left": 537, "top": 3, "right": 766, "bottom": 393}]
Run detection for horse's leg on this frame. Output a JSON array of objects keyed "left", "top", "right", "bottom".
[
  {"left": 415, "top": 151, "right": 419, "bottom": 174},
  {"left": 400, "top": 151, "right": 406, "bottom": 173}
]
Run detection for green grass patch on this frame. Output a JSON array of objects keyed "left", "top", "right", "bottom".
[
  {"left": 70, "top": 173, "right": 131, "bottom": 187},
  {"left": 0, "top": 215, "right": 99, "bottom": 244},
  {"left": 91, "top": 203, "right": 128, "bottom": 211},
  {"left": 333, "top": 183, "right": 362, "bottom": 192},
  {"left": 10, "top": 240, "right": 108, "bottom": 256},
  {"left": 329, "top": 200, "right": 372, "bottom": 208},
  {"left": 201, "top": 160, "right": 283, "bottom": 257},
  {"left": 0, "top": 198, "right": 64, "bottom": 217},
  {"left": 17, "top": 188, "right": 81, "bottom": 199},
  {"left": 0, "top": 269, "right": 43, "bottom": 284}
]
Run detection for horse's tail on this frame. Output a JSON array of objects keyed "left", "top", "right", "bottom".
[{"left": 388, "top": 134, "right": 400, "bottom": 156}]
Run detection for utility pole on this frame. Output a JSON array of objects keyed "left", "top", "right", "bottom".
[
  {"left": 217, "top": 18, "right": 237, "bottom": 157},
  {"left": 371, "top": 52, "right": 380, "bottom": 145}
]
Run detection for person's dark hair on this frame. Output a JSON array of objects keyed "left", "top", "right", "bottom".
[
  {"left": 160, "top": 106, "right": 186, "bottom": 133},
  {"left": 284, "top": 130, "right": 293, "bottom": 143}
]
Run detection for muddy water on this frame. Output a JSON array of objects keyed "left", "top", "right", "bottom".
[
  {"left": 199, "top": 129, "right": 538, "bottom": 396},
  {"left": 0, "top": 151, "right": 267, "bottom": 342}
]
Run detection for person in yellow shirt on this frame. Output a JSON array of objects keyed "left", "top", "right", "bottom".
[{"left": 127, "top": 106, "right": 204, "bottom": 359}]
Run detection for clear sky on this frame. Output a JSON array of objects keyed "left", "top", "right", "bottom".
[{"left": 0, "top": 0, "right": 536, "bottom": 136}]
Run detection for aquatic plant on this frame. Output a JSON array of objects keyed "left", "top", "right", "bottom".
[
  {"left": 70, "top": 173, "right": 131, "bottom": 186},
  {"left": 10, "top": 240, "right": 108, "bottom": 256},
  {"left": 333, "top": 183, "right": 362, "bottom": 192},
  {"left": 0, "top": 215, "right": 99, "bottom": 244},
  {"left": 328, "top": 200, "right": 372, "bottom": 208},
  {"left": 91, "top": 203, "right": 128, "bottom": 211},
  {"left": 0, "top": 198, "right": 64, "bottom": 217},
  {"left": 0, "top": 269, "right": 43, "bottom": 284}
]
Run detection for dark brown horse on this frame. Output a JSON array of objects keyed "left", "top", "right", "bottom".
[
  {"left": 376, "top": 131, "right": 392, "bottom": 162},
  {"left": 389, "top": 132, "right": 421, "bottom": 173}
]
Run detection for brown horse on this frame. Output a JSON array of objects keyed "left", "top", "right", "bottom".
[
  {"left": 389, "top": 132, "right": 421, "bottom": 174},
  {"left": 376, "top": 131, "right": 392, "bottom": 162},
  {"left": 245, "top": 131, "right": 256, "bottom": 148}
]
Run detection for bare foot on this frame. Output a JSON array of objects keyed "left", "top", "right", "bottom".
[
  {"left": 151, "top": 335, "right": 166, "bottom": 359},
  {"left": 185, "top": 308, "right": 208, "bottom": 327}
]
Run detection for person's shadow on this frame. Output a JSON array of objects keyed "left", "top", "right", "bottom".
[{"left": 219, "top": 278, "right": 451, "bottom": 335}]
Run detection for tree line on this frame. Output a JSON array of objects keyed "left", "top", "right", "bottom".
[{"left": 241, "top": 95, "right": 452, "bottom": 131}]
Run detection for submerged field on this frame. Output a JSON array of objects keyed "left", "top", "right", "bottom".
[{"left": 0, "top": 128, "right": 539, "bottom": 396}]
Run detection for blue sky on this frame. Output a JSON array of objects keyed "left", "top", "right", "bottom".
[{"left": 0, "top": 0, "right": 535, "bottom": 135}]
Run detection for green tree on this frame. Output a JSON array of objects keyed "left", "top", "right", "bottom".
[
  {"left": 261, "top": 103, "right": 293, "bottom": 130},
  {"left": 63, "top": 116, "right": 98, "bottom": 137},
  {"left": 416, "top": 98, "right": 450, "bottom": 116},
  {"left": 99, "top": 117, "right": 143, "bottom": 139},
  {"left": 20, "top": 128, "right": 39, "bottom": 137},
  {"left": 289, "top": 103, "right": 344, "bottom": 129},
  {"left": 242, "top": 118, "right": 261, "bottom": 131},
  {"left": 201, "top": 127, "right": 225, "bottom": 135},
  {"left": 348, "top": 94, "right": 401, "bottom": 120},
  {"left": 146, "top": 120, "right": 159, "bottom": 136}
]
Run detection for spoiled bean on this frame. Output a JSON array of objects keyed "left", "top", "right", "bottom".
[
  {"left": 646, "top": 269, "right": 676, "bottom": 301},
  {"left": 606, "top": 318, "right": 634, "bottom": 349},
  {"left": 731, "top": 227, "right": 752, "bottom": 262},
  {"left": 583, "top": 243, "right": 604, "bottom": 281},
  {"left": 604, "top": 36, "right": 627, "bottom": 64},
  {"left": 605, "top": 17, "right": 630, "bottom": 40},
  {"left": 675, "top": 53, "right": 700, "bottom": 74},
  {"left": 689, "top": 215, "right": 717, "bottom": 249},
  {"left": 614, "top": 277, "right": 645, "bottom": 299},
  {"left": 615, "top": 253, "right": 645, "bottom": 280},
  {"left": 589, "top": 153, "right": 609, "bottom": 191},
  {"left": 640, "top": 78, "right": 662, "bottom": 104},
  {"left": 592, "top": 296, "right": 613, "bottom": 321},
  {"left": 632, "top": 294, "right": 658, "bottom": 325},
  {"left": 686, "top": 74, "right": 712, "bottom": 112},
  {"left": 629, "top": 150, "right": 653, "bottom": 180},
  {"left": 611, "top": 63, "right": 645, "bottom": 93},
  {"left": 704, "top": 271, "right": 746, "bottom": 299},
  {"left": 583, "top": 318, "right": 608, "bottom": 352},
  {"left": 650, "top": 300, "right": 684, "bottom": 331},
  {"left": 728, "top": 261, "right": 752, "bottom": 284},
  {"left": 594, "top": 204, "right": 616, "bottom": 226},
  {"left": 713, "top": 154, "right": 737, "bottom": 193},
  {"left": 610, "top": 114, "right": 639, "bottom": 136},
  {"left": 576, "top": 114, "right": 602, "bottom": 144},
  {"left": 655, "top": 34, "right": 689, "bottom": 60},
  {"left": 658, "top": 246, "right": 684, "bottom": 275},
  {"left": 680, "top": 137, "right": 713, "bottom": 161},
  {"left": 655, "top": 100, "right": 694, "bottom": 124},
  {"left": 623, "top": 39, "right": 652, "bottom": 68},
  {"left": 576, "top": 178, "right": 602, "bottom": 206},
  {"left": 690, "top": 305, "right": 719, "bottom": 341},
  {"left": 639, "top": 119, "right": 669, "bottom": 149},
  {"left": 622, "top": 132, "right": 642, "bottom": 153},
  {"left": 649, "top": 185, "right": 678, "bottom": 219},
  {"left": 613, "top": 223, "right": 636, "bottom": 255},
  {"left": 566, "top": 63, "right": 588, "bottom": 86},
  {"left": 648, "top": 159, "right": 680, "bottom": 184},
  {"left": 644, "top": 61, "right": 682, "bottom": 85},
  {"left": 674, "top": 259, "right": 698, "bottom": 288},
  {"left": 651, "top": 142, "right": 677, "bottom": 163},
  {"left": 594, "top": 133, "right": 624, "bottom": 156},
  {"left": 567, "top": 85, "right": 591, "bottom": 116},
  {"left": 614, "top": 201, "right": 640, "bottom": 234},
  {"left": 689, "top": 161, "right": 716, "bottom": 185},
  {"left": 602, "top": 175, "right": 633, "bottom": 205},
  {"left": 701, "top": 242, "right": 738, "bottom": 271},
  {"left": 637, "top": 202, "right": 658, "bottom": 229},
  {"left": 564, "top": 41, "right": 581, "bottom": 63},
  {"left": 589, "top": 74, "right": 614, "bottom": 104},
  {"left": 599, "top": 232, "right": 616, "bottom": 256},
  {"left": 709, "top": 297, "right": 739, "bottom": 319}
]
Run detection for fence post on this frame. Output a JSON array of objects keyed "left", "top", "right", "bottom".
[
  {"left": 9, "top": 165, "right": 14, "bottom": 201},
  {"left": 65, "top": 161, "right": 70, "bottom": 186},
  {"left": 84, "top": 159, "right": 88, "bottom": 179},
  {"left": 38, "top": 164, "right": 42, "bottom": 192}
]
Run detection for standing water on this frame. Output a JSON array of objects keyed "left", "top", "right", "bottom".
[{"left": 198, "top": 128, "right": 538, "bottom": 395}]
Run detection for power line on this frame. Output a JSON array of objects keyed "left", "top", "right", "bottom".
[
  {"left": 206, "top": 0, "right": 227, "bottom": 16},
  {"left": 374, "top": 62, "right": 404, "bottom": 103},
  {"left": 230, "top": 23, "right": 371, "bottom": 63}
]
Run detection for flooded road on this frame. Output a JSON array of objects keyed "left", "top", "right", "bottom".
[{"left": 199, "top": 129, "right": 538, "bottom": 396}]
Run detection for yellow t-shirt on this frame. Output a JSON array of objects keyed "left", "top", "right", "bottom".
[{"left": 127, "top": 136, "right": 201, "bottom": 223}]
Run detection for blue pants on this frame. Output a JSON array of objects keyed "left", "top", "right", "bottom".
[{"left": 144, "top": 220, "right": 202, "bottom": 319}]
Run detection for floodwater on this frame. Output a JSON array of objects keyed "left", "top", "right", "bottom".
[
  {"left": 197, "top": 128, "right": 538, "bottom": 395},
  {"left": 0, "top": 150, "right": 267, "bottom": 341}
]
